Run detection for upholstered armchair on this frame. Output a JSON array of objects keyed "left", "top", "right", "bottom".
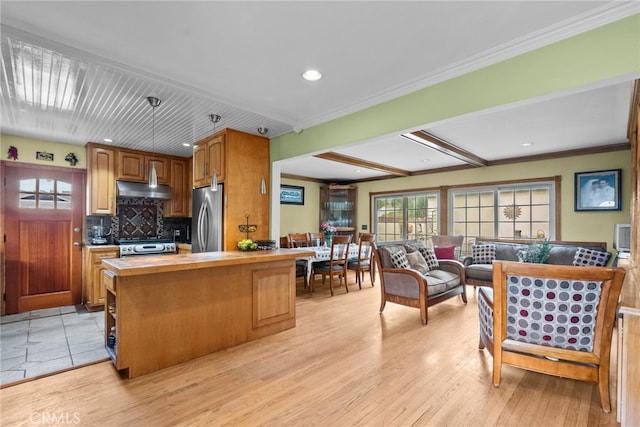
[
  {"left": 373, "top": 240, "right": 467, "bottom": 325},
  {"left": 478, "top": 260, "right": 626, "bottom": 413}
]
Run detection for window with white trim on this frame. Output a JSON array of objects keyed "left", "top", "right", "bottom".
[
  {"left": 373, "top": 191, "right": 439, "bottom": 243},
  {"left": 449, "top": 181, "right": 555, "bottom": 248}
]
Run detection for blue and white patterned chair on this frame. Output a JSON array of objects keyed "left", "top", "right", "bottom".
[{"left": 478, "top": 260, "right": 626, "bottom": 413}]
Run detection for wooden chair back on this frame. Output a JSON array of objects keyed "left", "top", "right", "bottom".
[
  {"left": 280, "top": 236, "right": 291, "bottom": 248},
  {"left": 307, "top": 232, "right": 324, "bottom": 247},
  {"left": 288, "top": 233, "right": 309, "bottom": 248},
  {"left": 348, "top": 233, "right": 376, "bottom": 288},
  {"left": 312, "top": 234, "right": 352, "bottom": 295},
  {"left": 488, "top": 260, "right": 626, "bottom": 413}
]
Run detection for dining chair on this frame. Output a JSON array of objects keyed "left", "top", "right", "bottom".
[
  {"left": 288, "top": 233, "right": 310, "bottom": 287},
  {"left": 347, "top": 233, "right": 376, "bottom": 289},
  {"left": 307, "top": 232, "right": 324, "bottom": 247},
  {"left": 312, "top": 234, "right": 352, "bottom": 296},
  {"left": 288, "top": 233, "right": 309, "bottom": 248},
  {"left": 279, "top": 235, "right": 291, "bottom": 248}
]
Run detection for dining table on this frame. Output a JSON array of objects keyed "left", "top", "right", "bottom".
[{"left": 290, "top": 244, "right": 365, "bottom": 285}]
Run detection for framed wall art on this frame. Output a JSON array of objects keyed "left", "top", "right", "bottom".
[
  {"left": 280, "top": 184, "right": 305, "bottom": 205},
  {"left": 575, "top": 169, "right": 621, "bottom": 211}
]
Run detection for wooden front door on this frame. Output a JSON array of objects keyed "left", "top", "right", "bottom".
[{"left": 4, "top": 163, "right": 85, "bottom": 314}]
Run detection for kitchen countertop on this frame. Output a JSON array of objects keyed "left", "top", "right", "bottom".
[{"left": 102, "top": 249, "right": 313, "bottom": 277}]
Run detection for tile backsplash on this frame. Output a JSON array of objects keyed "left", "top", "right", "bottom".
[{"left": 86, "top": 198, "right": 191, "bottom": 243}]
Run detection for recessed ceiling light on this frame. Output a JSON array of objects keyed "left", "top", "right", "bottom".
[
  {"left": 354, "top": 169, "right": 361, "bottom": 173},
  {"left": 103, "top": 138, "right": 113, "bottom": 143},
  {"left": 182, "top": 143, "right": 191, "bottom": 147},
  {"left": 302, "top": 70, "right": 322, "bottom": 81},
  {"left": 521, "top": 142, "right": 533, "bottom": 147}
]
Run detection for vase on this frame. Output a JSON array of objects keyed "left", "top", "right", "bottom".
[{"left": 324, "top": 233, "right": 333, "bottom": 247}]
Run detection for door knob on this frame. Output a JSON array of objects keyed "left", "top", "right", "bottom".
[
  {"left": 74, "top": 227, "right": 81, "bottom": 233},
  {"left": 73, "top": 242, "right": 82, "bottom": 247}
]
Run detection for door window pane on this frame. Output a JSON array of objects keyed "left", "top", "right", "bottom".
[
  {"left": 16, "top": 177, "right": 72, "bottom": 209},
  {"left": 19, "top": 179, "right": 36, "bottom": 192},
  {"left": 39, "top": 179, "right": 55, "bottom": 193}
]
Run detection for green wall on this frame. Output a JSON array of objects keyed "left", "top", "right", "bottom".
[
  {"left": 270, "top": 15, "right": 640, "bottom": 161},
  {"left": 281, "top": 150, "right": 632, "bottom": 252},
  {"left": 279, "top": 178, "right": 321, "bottom": 236},
  {"left": 1, "top": 134, "right": 87, "bottom": 169}
]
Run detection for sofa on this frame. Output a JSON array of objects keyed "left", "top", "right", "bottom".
[
  {"left": 373, "top": 240, "right": 467, "bottom": 325},
  {"left": 462, "top": 239, "right": 610, "bottom": 288}
]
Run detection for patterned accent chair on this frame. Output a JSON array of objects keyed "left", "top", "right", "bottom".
[
  {"left": 478, "top": 260, "right": 626, "bottom": 413},
  {"left": 373, "top": 240, "right": 467, "bottom": 325}
]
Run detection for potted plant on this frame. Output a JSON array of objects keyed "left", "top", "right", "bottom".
[{"left": 517, "top": 238, "right": 552, "bottom": 264}]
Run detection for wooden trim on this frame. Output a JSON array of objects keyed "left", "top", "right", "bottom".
[
  {"left": 281, "top": 143, "right": 630, "bottom": 185},
  {"left": 407, "top": 131, "right": 488, "bottom": 167},
  {"left": 627, "top": 79, "right": 639, "bottom": 141},
  {"left": 314, "top": 152, "right": 411, "bottom": 176}
]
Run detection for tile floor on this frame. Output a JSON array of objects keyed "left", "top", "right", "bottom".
[{"left": 1, "top": 305, "right": 108, "bottom": 386}]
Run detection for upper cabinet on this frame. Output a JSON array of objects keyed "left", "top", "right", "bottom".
[
  {"left": 165, "top": 157, "right": 191, "bottom": 218},
  {"left": 192, "top": 129, "right": 269, "bottom": 250},
  {"left": 193, "top": 133, "right": 225, "bottom": 188},
  {"left": 86, "top": 142, "right": 190, "bottom": 216},
  {"left": 320, "top": 185, "right": 357, "bottom": 237},
  {"left": 87, "top": 143, "right": 116, "bottom": 215},
  {"left": 117, "top": 150, "right": 169, "bottom": 185}
]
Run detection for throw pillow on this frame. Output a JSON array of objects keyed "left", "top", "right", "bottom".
[
  {"left": 434, "top": 246, "right": 456, "bottom": 260},
  {"left": 389, "top": 249, "right": 410, "bottom": 269},
  {"left": 422, "top": 246, "right": 440, "bottom": 271},
  {"left": 572, "top": 247, "right": 611, "bottom": 267},
  {"left": 404, "top": 241, "right": 439, "bottom": 270},
  {"left": 406, "top": 251, "right": 430, "bottom": 275},
  {"left": 473, "top": 244, "right": 496, "bottom": 264}
]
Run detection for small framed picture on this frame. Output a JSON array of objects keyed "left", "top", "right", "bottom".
[
  {"left": 36, "top": 151, "right": 54, "bottom": 162},
  {"left": 280, "top": 185, "right": 304, "bottom": 205},
  {"left": 575, "top": 169, "right": 622, "bottom": 211}
]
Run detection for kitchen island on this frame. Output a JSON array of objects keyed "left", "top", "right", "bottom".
[{"left": 102, "top": 249, "right": 313, "bottom": 379}]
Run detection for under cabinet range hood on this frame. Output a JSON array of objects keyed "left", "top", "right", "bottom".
[{"left": 116, "top": 181, "right": 172, "bottom": 200}]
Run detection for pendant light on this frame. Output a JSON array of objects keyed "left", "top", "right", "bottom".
[
  {"left": 147, "top": 96, "right": 161, "bottom": 188},
  {"left": 260, "top": 176, "right": 267, "bottom": 195},
  {"left": 208, "top": 114, "right": 221, "bottom": 191}
]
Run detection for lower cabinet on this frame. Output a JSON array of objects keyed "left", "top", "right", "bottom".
[
  {"left": 83, "top": 246, "right": 119, "bottom": 310},
  {"left": 177, "top": 244, "right": 192, "bottom": 254}
]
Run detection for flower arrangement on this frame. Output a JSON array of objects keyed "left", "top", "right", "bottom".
[
  {"left": 321, "top": 222, "right": 337, "bottom": 234},
  {"left": 517, "top": 238, "right": 552, "bottom": 264}
]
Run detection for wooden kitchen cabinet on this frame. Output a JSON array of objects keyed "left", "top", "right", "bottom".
[
  {"left": 192, "top": 129, "right": 269, "bottom": 251},
  {"left": 165, "top": 157, "right": 191, "bottom": 217},
  {"left": 86, "top": 143, "right": 116, "bottom": 215},
  {"left": 176, "top": 244, "right": 192, "bottom": 254},
  {"left": 193, "top": 133, "right": 225, "bottom": 188},
  {"left": 83, "top": 246, "right": 119, "bottom": 310},
  {"left": 117, "top": 150, "right": 169, "bottom": 184},
  {"left": 101, "top": 251, "right": 299, "bottom": 378}
]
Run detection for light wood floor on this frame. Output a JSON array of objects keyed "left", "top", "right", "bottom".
[{"left": 0, "top": 275, "right": 620, "bottom": 426}]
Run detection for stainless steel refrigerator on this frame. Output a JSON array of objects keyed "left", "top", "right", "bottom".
[{"left": 192, "top": 184, "right": 223, "bottom": 253}]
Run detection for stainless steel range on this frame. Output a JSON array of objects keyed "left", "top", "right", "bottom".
[{"left": 116, "top": 238, "right": 177, "bottom": 257}]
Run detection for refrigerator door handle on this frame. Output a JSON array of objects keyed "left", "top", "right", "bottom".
[{"left": 197, "top": 202, "right": 207, "bottom": 250}]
